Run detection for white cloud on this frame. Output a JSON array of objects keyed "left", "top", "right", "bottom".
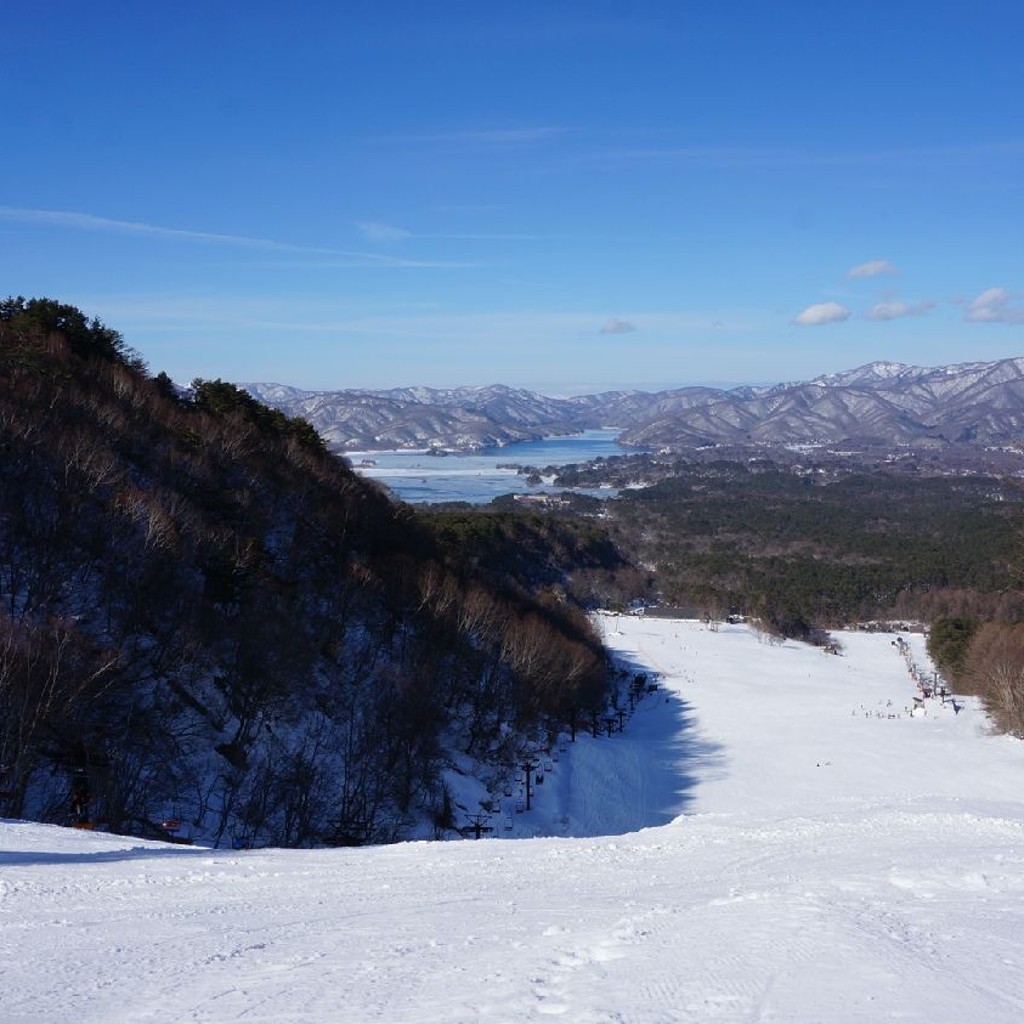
[
  {"left": 966, "top": 287, "right": 1024, "bottom": 324},
  {"left": 847, "top": 259, "right": 898, "bottom": 280},
  {"left": 599, "top": 318, "right": 636, "bottom": 334},
  {"left": 357, "top": 221, "right": 412, "bottom": 243},
  {"left": 867, "top": 299, "right": 936, "bottom": 321},
  {"left": 793, "top": 302, "right": 851, "bottom": 326}
]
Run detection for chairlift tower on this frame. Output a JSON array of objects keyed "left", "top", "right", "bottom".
[
  {"left": 462, "top": 812, "right": 493, "bottom": 839},
  {"left": 519, "top": 756, "right": 539, "bottom": 811}
]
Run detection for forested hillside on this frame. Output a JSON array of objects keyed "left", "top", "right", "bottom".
[
  {"left": 586, "top": 463, "right": 1024, "bottom": 634},
  {"left": 0, "top": 298, "right": 610, "bottom": 846}
]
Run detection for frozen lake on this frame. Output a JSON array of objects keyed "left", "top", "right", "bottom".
[{"left": 345, "top": 428, "right": 632, "bottom": 504}]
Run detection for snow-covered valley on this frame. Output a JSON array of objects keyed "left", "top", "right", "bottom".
[{"left": 3, "top": 615, "right": 1024, "bottom": 1022}]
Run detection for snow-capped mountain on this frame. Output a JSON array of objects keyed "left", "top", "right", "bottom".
[
  {"left": 244, "top": 356, "right": 1024, "bottom": 451},
  {"left": 242, "top": 382, "right": 581, "bottom": 450}
]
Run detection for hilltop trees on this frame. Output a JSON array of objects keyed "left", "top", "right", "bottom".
[{"left": 1, "top": 296, "right": 136, "bottom": 366}]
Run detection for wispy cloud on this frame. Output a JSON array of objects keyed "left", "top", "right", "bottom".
[
  {"left": 0, "top": 205, "right": 472, "bottom": 269},
  {"left": 441, "top": 127, "right": 571, "bottom": 146},
  {"left": 867, "top": 299, "right": 935, "bottom": 320},
  {"left": 848, "top": 259, "right": 898, "bottom": 280},
  {"left": 375, "top": 126, "right": 574, "bottom": 148},
  {"left": 966, "top": 287, "right": 1024, "bottom": 324},
  {"left": 590, "top": 139, "right": 1024, "bottom": 169},
  {"left": 0, "top": 205, "right": 334, "bottom": 253},
  {"left": 357, "top": 219, "right": 546, "bottom": 243},
  {"left": 426, "top": 232, "right": 549, "bottom": 241},
  {"left": 95, "top": 301, "right": 746, "bottom": 342},
  {"left": 599, "top": 318, "right": 636, "bottom": 334},
  {"left": 793, "top": 301, "right": 851, "bottom": 326},
  {"left": 261, "top": 256, "right": 481, "bottom": 270},
  {"left": 356, "top": 220, "right": 412, "bottom": 243}
]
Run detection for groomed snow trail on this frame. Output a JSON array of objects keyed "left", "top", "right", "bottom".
[{"left": 3, "top": 616, "right": 1024, "bottom": 1023}]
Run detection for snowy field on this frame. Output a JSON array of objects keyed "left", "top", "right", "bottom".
[{"left": 3, "top": 615, "right": 1024, "bottom": 1023}]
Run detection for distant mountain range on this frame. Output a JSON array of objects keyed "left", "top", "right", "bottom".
[{"left": 244, "top": 357, "right": 1024, "bottom": 452}]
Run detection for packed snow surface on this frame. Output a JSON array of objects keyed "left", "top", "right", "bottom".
[{"left": 4, "top": 616, "right": 1024, "bottom": 1022}]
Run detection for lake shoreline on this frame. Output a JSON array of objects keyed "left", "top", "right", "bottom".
[{"left": 345, "top": 428, "right": 636, "bottom": 504}]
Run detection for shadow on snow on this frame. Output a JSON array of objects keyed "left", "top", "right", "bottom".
[{"left": 551, "top": 650, "right": 726, "bottom": 838}]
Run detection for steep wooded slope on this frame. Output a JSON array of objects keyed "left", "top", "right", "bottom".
[{"left": 0, "top": 298, "right": 608, "bottom": 846}]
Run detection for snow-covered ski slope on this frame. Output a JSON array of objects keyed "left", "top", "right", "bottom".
[{"left": 4, "top": 615, "right": 1024, "bottom": 1023}]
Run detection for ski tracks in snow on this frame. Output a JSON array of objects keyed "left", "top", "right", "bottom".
[{"left": 7, "top": 618, "right": 1024, "bottom": 1023}]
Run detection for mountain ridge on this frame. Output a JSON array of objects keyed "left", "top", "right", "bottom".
[{"left": 244, "top": 355, "right": 1024, "bottom": 452}]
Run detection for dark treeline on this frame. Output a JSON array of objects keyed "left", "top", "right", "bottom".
[
  {"left": 0, "top": 298, "right": 609, "bottom": 846},
  {"left": 418, "top": 507, "right": 647, "bottom": 607},
  {"left": 594, "top": 462, "right": 1024, "bottom": 636}
]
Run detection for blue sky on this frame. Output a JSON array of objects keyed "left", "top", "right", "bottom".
[{"left": 2, "top": 1, "right": 1023, "bottom": 392}]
